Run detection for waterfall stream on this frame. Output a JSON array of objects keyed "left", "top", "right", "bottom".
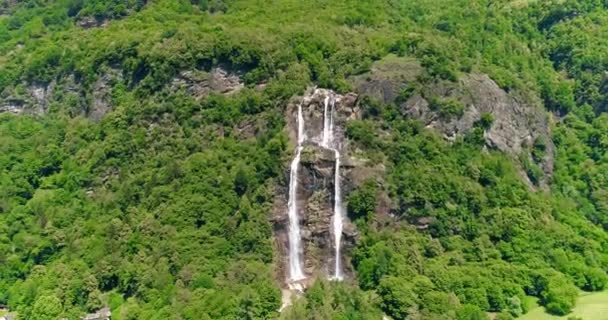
[
  {"left": 332, "top": 149, "right": 343, "bottom": 280},
  {"left": 285, "top": 91, "right": 344, "bottom": 290},
  {"left": 320, "top": 96, "right": 344, "bottom": 281},
  {"left": 287, "top": 103, "right": 306, "bottom": 285}
]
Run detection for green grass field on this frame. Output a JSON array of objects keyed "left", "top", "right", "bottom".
[{"left": 518, "top": 291, "right": 608, "bottom": 320}]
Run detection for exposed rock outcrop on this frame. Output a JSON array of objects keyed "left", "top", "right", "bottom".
[
  {"left": 401, "top": 74, "right": 554, "bottom": 187},
  {"left": 171, "top": 67, "right": 244, "bottom": 100},
  {"left": 0, "top": 64, "right": 242, "bottom": 119},
  {"left": 352, "top": 56, "right": 554, "bottom": 188},
  {"left": 0, "top": 0, "right": 18, "bottom": 16},
  {"left": 81, "top": 307, "right": 111, "bottom": 320},
  {"left": 89, "top": 67, "right": 123, "bottom": 121},
  {"left": 0, "top": 82, "right": 53, "bottom": 115},
  {"left": 0, "top": 99, "right": 25, "bottom": 114},
  {"left": 76, "top": 16, "right": 108, "bottom": 29},
  {"left": 0, "top": 68, "right": 121, "bottom": 120},
  {"left": 404, "top": 74, "right": 551, "bottom": 156},
  {"left": 352, "top": 54, "right": 423, "bottom": 104}
]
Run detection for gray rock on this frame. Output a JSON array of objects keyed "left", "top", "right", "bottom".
[
  {"left": 352, "top": 55, "right": 555, "bottom": 187},
  {"left": 352, "top": 54, "right": 423, "bottom": 104},
  {"left": 81, "top": 307, "right": 111, "bottom": 320},
  {"left": 354, "top": 58, "right": 554, "bottom": 188},
  {"left": 401, "top": 74, "right": 554, "bottom": 187},
  {"left": 76, "top": 16, "right": 108, "bottom": 29},
  {"left": 0, "top": 68, "right": 120, "bottom": 119},
  {"left": 0, "top": 82, "right": 53, "bottom": 115},
  {"left": 0, "top": 99, "right": 25, "bottom": 114},
  {"left": 171, "top": 66, "right": 244, "bottom": 100},
  {"left": 89, "top": 67, "right": 122, "bottom": 121},
  {"left": 26, "top": 82, "right": 53, "bottom": 114}
]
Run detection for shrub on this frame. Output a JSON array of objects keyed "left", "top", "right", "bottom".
[
  {"left": 540, "top": 275, "right": 578, "bottom": 315},
  {"left": 456, "top": 304, "right": 490, "bottom": 320},
  {"left": 347, "top": 180, "right": 377, "bottom": 221},
  {"left": 346, "top": 120, "right": 377, "bottom": 148},
  {"left": 477, "top": 113, "right": 494, "bottom": 130},
  {"left": 429, "top": 96, "right": 465, "bottom": 119}
]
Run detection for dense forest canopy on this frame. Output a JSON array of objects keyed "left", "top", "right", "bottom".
[{"left": 0, "top": 0, "right": 608, "bottom": 319}]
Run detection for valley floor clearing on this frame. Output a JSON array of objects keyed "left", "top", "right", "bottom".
[{"left": 518, "top": 291, "right": 608, "bottom": 320}]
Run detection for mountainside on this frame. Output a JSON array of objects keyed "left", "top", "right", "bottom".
[{"left": 1, "top": 1, "right": 608, "bottom": 319}]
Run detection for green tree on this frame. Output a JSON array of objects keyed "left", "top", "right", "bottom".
[
  {"left": 457, "top": 304, "right": 489, "bottom": 320},
  {"left": 378, "top": 276, "right": 419, "bottom": 319},
  {"left": 347, "top": 180, "right": 377, "bottom": 221},
  {"left": 31, "top": 294, "right": 63, "bottom": 320}
]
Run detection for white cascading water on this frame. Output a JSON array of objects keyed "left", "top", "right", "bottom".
[
  {"left": 287, "top": 103, "right": 306, "bottom": 285},
  {"left": 285, "top": 91, "right": 344, "bottom": 292},
  {"left": 320, "top": 95, "right": 344, "bottom": 281},
  {"left": 322, "top": 96, "right": 331, "bottom": 147},
  {"left": 332, "top": 149, "right": 343, "bottom": 280}
]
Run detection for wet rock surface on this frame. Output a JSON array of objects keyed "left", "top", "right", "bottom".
[{"left": 274, "top": 88, "right": 363, "bottom": 289}]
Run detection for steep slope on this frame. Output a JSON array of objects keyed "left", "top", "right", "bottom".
[{"left": 0, "top": 1, "right": 608, "bottom": 320}]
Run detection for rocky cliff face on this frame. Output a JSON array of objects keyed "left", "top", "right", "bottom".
[
  {"left": 170, "top": 67, "right": 244, "bottom": 100},
  {"left": 0, "top": 65, "right": 244, "bottom": 119},
  {"left": 273, "top": 88, "right": 360, "bottom": 286},
  {"left": 76, "top": 16, "right": 109, "bottom": 29},
  {"left": 0, "top": 82, "right": 53, "bottom": 115},
  {"left": 353, "top": 56, "right": 555, "bottom": 188},
  {"left": 89, "top": 67, "right": 123, "bottom": 121},
  {"left": 405, "top": 75, "right": 554, "bottom": 188},
  {"left": 0, "top": 72, "right": 107, "bottom": 118}
]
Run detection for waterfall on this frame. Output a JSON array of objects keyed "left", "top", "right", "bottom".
[
  {"left": 285, "top": 91, "right": 345, "bottom": 290},
  {"left": 298, "top": 100, "right": 306, "bottom": 145},
  {"left": 329, "top": 98, "right": 335, "bottom": 142},
  {"left": 320, "top": 95, "right": 344, "bottom": 281},
  {"left": 287, "top": 103, "right": 306, "bottom": 284},
  {"left": 322, "top": 96, "right": 331, "bottom": 147},
  {"left": 332, "top": 149, "right": 343, "bottom": 280}
]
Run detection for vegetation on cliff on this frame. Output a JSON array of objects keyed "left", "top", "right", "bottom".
[{"left": 1, "top": 0, "right": 608, "bottom": 319}]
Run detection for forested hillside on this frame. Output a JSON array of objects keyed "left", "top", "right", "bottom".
[{"left": 0, "top": 0, "right": 608, "bottom": 319}]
